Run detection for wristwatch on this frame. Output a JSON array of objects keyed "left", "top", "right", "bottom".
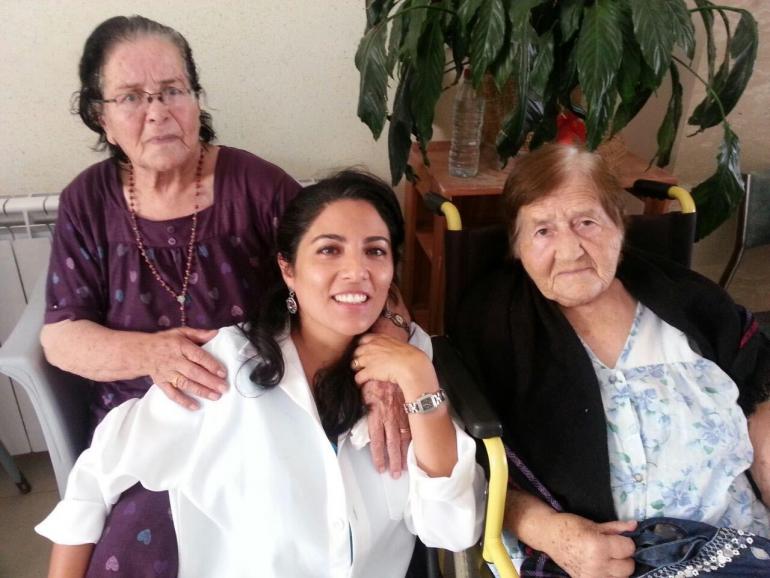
[
  {"left": 381, "top": 307, "right": 410, "bottom": 335},
  {"left": 403, "top": 389, "right": 447, "bottom": 414}
]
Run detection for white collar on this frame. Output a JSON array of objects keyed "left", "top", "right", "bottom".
[{"left": 234, "top": 328, "right": 371, "bottom": 450}]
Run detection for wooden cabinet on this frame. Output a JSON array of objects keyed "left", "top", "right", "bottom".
[
  {"left": 401, "top": 140, "right": 677, "bottom": 334},
  {"left": 402, "top": 142, "right": 512, "bottom": 334}
]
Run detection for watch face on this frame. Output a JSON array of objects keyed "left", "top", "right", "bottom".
[
  {"left": 419, "top": 397, "right": 434, "bottom": 411},
  {"left": 394, "top": 313, "right": 405, "bottom": 325}
]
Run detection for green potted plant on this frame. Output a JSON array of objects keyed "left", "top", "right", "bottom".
[{"left": 355, "top": 0, "right": 758, "bottom": 239}]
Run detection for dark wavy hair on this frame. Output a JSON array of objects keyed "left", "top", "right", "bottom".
[
  {"left": 242, "top": 169, "right": 405, "bottom": 439},
  {"left": 74, "top": 15, "right": 216, "bottom": 163}
]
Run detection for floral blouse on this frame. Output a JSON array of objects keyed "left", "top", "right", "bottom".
[{"left": 584, "top": 302, "right": 770, "bottom": 535}]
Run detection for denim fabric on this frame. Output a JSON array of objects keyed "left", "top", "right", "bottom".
[
  {"left": 625, "top": 517, "right": 770, "bottom": 577},
  {"left": 517, "top": 517, "right": 770, "bottom": 578}
]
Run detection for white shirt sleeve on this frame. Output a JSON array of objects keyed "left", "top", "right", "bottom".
[
  {"left": 35, "top": 386, "right": 205, "bottom": 545},
  {"left": 405, "top": 423, "right": 484, "bottom": 551}
]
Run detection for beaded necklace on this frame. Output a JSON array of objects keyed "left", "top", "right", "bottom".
[{"left": 127, "top": 146, "right": 205, "bottom": 326}]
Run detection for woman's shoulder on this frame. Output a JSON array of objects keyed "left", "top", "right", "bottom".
[
  {"left": 216, "top": 145, "right": 296, "bottom": 185},
  {"left": 60, "top": 157, "right": 118, "bottom": 202},
  {"left": 57, "top": 158, "right": 120, "bottom": 228},
  {"left": 201, "top": 324, "right": 253, "bottom": 362}
]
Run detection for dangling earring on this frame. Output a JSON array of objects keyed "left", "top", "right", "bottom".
[{"left": 286, "top": 290, "right": 298, "bottom": 314}]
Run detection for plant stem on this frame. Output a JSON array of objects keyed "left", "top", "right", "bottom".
[
  {"left": 688, "top": 5, "right": 749, "bottom": 15},
  {"left": 671, "top": 55, "right": 727, "bottom": 120}
]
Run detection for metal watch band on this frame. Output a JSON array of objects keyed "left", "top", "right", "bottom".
[{"left": 403, "top": 389, "right": 447, "bottom": 414}]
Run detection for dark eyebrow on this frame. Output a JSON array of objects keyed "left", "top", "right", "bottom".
[
  {"left": 365, "top": 235, "right": 391, "bottom": 245},
  {"left": 309, "top": 234, "right": 391, "bottom": 245},
  {"left": 113, "top": 78, "right": 185, "bottom": 91}
]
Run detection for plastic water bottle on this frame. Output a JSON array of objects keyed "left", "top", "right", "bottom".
[{"left": 449, "top": 69, "right": 485, "bottom": 178}]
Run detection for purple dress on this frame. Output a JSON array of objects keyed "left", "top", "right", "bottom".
[{"left": 44, "top": 146, "right": 300, "bottom": 577}]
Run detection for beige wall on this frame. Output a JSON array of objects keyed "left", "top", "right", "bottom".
[
  {"left": 0, "top": 1, "right": 389, "bottom": 195},
  {"left": 2, "top": 1, "right": 766, "bottom": 212}
]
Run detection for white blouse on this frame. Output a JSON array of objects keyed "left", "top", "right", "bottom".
[
  {"left": 36, "top": 325, "right": 484, "bottom": 578},
  {"left": 585, "top": 303, "right": 770, "bottom": 535}
]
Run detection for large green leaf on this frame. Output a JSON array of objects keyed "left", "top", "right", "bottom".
[
  {"left": 585, "top": 91, "right": 618, "bottom": 150},
  {"left": 611, "top": 30, "right": 655, "bottom": 137},
  {"left": 669, "top": 0, "right": 695, "bottom": 60},
  {"left": 355, "top": 23, "right": 389, "bottom": 139},
  {"left": 630, "top": 0, "right": 681, "bottom": 81},
  {"left": 497, "top": 95, "right": 544, "bottom": 161},
  {"left": 404, "top": 0, "right": 430, "bottom": 60},
  {"left": 387, "top": 9, "right": 407, "bottom": 76},
  {"left": 576, "top": 0, "right": 623, "bottom": 148},
  {"left": 688, "top": 10, "right": 757, "bottom": 131},
  {"left": 611, "top": 88, "right": 653, "bottom": 137},
  {"left": 613, "top": 7, "right": 642, "bottom": 99},
  {"left": 654, "top": 64, "right": 682, "bottom": 167},
  {"left": 388, "top": 69, "right": 415, "bottom": 185},
  {"left": 692, "top": 0, "right": 717, "bottom": 83},
  {"left": 469, "top": 0, "right": 506, "bottom": 87},
  {"left": 529, "top": 98, "right": 558, "bottom": 149},
  {"left": 410, "top": 18, "right": 445, "bottom": 144},
  {"left": 446, "top": 22, "right": 468, "bottom": 83},
  {"left": 691, "top": 123, "right": 743, "bottom": 240},
  {"left": 531, "top": 29, "right": 554, "bottom": 94},
  {"left": 366, "top": 0, "right": 395, "bottom": 29},
  {"left": 458, "top": 0, "right": 483, "bottom": 31},
  {"left": 492, "top": 30, "right": 516, "bottom": 91},
  {"left": 559, "top": 0, "right": 585, "bottom": 42},
  {"left": 496, "top": 4, "right": 540, "bottom": 160}
]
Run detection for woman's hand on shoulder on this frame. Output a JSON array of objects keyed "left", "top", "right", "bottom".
[
  {"left": 548, "top": 513, "right": 636, "bottom": 578},
  {"left": 360, "top": 380, "right": 409, "bottom": 478},
  {"left": 146, "top": 327, "right": 228, "bottom": 410}
]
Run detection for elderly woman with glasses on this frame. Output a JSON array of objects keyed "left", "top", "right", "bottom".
[{"left": 40, "top": 16, "right": 412, "bottom": 578}]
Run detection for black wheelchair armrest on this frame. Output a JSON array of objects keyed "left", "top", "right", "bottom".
[{"left": 431, "top": 335, "right": 502, "bottom": 441}]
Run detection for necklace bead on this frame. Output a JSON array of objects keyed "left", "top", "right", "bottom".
[{"left": 127, "top": 146, "right": 205, "bottom": 326}]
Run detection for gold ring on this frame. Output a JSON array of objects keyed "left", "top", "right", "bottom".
[
  {"left": 171, "top": 375, "right": 181, "bottom": 388},
  {"left": 352, "top": 358, "right": 360, "bottom": 370},
  {"left": 399, "top": 428, "right": 410, "bottom": 435}
]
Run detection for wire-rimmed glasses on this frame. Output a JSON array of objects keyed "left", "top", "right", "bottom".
[{"left": 98, "top": 86, "right": 197, "bottom": 114}]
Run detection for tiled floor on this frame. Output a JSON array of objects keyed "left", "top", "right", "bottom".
[
  {"left": 1, "top": 242, "right": 768, "bottom": 578},
  {"left": 0, "top": 452, "right": 58, "bottom": 577}
]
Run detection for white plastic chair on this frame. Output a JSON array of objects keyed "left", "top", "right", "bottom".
[{"left": 0, "top": 277, "right": 90, "bottom": 497}]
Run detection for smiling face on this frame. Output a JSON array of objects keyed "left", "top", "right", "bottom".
[
  {"left": 279, "top": 199, "right": 394, "bottom": 348},
  {"left": 514, "top": 176, "right": 624, "bottom": 309},
  {"left": 98, "top": 35, "right": 201, "bottom": 172}
]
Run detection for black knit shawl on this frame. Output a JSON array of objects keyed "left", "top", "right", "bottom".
[{"left": 454, "top": 248, "right": 770, "bottom": 522}]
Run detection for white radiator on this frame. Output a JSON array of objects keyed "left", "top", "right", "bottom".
[{"left": 0, "top": 193, "right": 59, "bottom": 455}]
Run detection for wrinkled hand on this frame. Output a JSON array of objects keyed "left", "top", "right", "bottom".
[
  {"left": 361, "top": 380, "right": 410, "bottom": 478},
  {"left": 549, "top": 514, "right": 637, "bottom": 578},
  {"left": 362, "top": 291, "right": 413, "bottom": 476},
  {"left": 354, "top": 334, "right": 440, "bottom": 478},
  {"left": 147, "top": 327, "right": 227, "bottom": 410}
]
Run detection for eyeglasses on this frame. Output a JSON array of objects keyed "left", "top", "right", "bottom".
[{"left": 99, "top": 86, "right": 197, "bottom": 114}]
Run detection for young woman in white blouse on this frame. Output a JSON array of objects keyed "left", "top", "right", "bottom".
[{"left": 37, "top": 170, "right": 483, "bottom": 578}]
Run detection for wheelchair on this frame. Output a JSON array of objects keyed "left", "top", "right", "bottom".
[{"left": 427, "top": 180, "right": 696, "bottom": 578}]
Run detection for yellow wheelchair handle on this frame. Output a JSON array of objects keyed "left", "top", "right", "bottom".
[
  {"left": 482, "top": 437, "right": 519, "bottom": 578},
  {"left": 440, "top": 201, "right": 462, "bottom": 231},
  {"left": 667, "top": 186, "right": 695, "bottom": 214},
  {"left": 423, "top": 193, "right": 463, "bottom": 231}
]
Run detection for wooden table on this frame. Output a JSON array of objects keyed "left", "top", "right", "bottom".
[{"left": 402, "top": 141, "right": 677, "bottom": 334}]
